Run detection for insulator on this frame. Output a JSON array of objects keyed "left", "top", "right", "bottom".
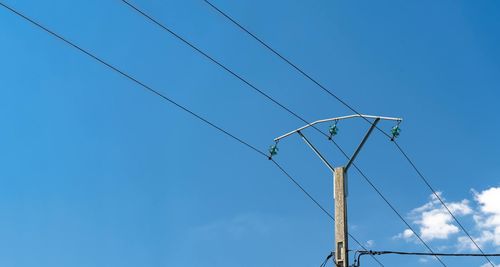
[
  {"left": 268, "top": 144, "right": 279, "bottom": 157},
  {"left": 329, "top": 124, "right": 339, "bottom": 137},
  {"left": 391, "top": 125, "right": 401, "bottom": 139}
]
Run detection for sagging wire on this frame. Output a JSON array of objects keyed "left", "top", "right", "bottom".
[
  {"left": 354, "top": 250, "right": 500, "bottom": 267},
  {"left": 319, "top": 251, "right": 335, "bottom": 267}
]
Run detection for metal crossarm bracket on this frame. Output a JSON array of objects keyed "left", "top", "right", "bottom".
[
  {"left": 274, "top": 114, "right": 401, "bottom": 142},
  {"left": 298, "top": 131, "right": 335, "bottom": 173},
  {"left": 345, "top": 118, "right": 380, "bottom": 171}
]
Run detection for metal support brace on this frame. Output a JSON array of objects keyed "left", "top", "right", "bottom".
[{"left": 345, "top": 118, "right": 380, "bottom": 171}]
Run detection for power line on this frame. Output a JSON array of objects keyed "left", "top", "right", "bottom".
[
  {"left": 355, "top": 250, "right": 500, "bottom": 267},
  {"left": 121, "top": 0, "right": 313, "bottom": 133},
  {"left": 202, "top": 0, "right": 393, "bottom": 139},
  {"left": 119, "top": 2, "right": 445, "bottom": 265},
  {"left": 392, "top": 141, "right": 496, "bottom": 265},
  {"left": 0, "top": 2, "right": 382, "bottom": 265},
  {"left": 360, "top": 250, "right": 500, "bottom": 257},
  {"left": 119, "top": 0, "right": 353, "bottom": 146},
  {"left": 202, "top": 2, "right": 494, "bottom": 266},
  {"left": 319, "top": 251, "right": 335, "bottom": 267},
  {"left": 203, "top": 0, "right": 361, "bottom": 119}
]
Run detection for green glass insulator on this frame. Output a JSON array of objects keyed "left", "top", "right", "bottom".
[
  {"left": 269, "top": 145, "right": 279, "bottom": 156},
  {"left": 329, "top": 125, "right": 338, "bottom": 136},
  {"left": 391, "top": 125, "right": 401, "bottom": 138}
]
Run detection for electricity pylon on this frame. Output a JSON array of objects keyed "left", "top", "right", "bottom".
[{"left": 271, "top": 114, "right": 402, "bottom": 267}]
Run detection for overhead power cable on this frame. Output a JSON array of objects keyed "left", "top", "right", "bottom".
[
  {"left": 319, "top": 251, "right": 335, "bottom": 267},
  {"left": 0, "top": 2, "right": 381, "bottom": 265},
  {"left": 120, "top": 1, "right": 445, "bottom": 265},
  {"left": 202, "top": 2, "right": 494, "bottom": 266},
  {"left": 360, "top": 250, "right": 500, "bottom": 257},
  {"left": 393, "top": 141, "right": 495, "bottom": 266},
  {"left": 203, "top": 0, "right": 362, "bottom": 120},
  {"left": 202, "top": 0, "right": 392, "bottom": 139},
  {"left": 355, "top": 250, "right": 500, "bottom": 267}
]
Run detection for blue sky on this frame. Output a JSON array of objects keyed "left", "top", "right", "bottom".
[{"left": 0, "top": 0, "right": 499, "bottom": 266}]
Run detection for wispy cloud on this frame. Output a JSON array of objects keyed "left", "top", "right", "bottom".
[
  {"left": 458, "top": 187, "right": 500, "bottom": 251},
  {"left": 396, "top": 192, "right": 472, "bottom": 241},
  {"left": 480, "top": 262, "right": 500, "bottom": 267},
  {"left": 393, "top": 228, "right": 415, "bottom": 240}
]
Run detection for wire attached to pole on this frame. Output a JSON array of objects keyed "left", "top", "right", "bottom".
[
  {"left": 354, "top": 250, "right": 500, "bottom": 267},
  {"left": 319, "top": 251, "right": 335, "bottom": 267}
]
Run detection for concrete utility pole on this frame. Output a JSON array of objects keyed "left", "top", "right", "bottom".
[
  {"left": 273, "top": 114, "right": 401, "bottom": 267},
  {"left": 334, "top": 166, "right": 348, "bottom": 267}
]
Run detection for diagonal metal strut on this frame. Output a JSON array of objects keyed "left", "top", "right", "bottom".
[
  {"left": 345, "top": 118, "right": 380, "bottom": 171},
  {"left": 297, "top": 131, "right": 335, "bottom": 173}
]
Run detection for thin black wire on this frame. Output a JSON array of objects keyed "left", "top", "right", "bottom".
[
  {"left": 121, "top": 0, "right": 314, "bottom": 132},
  {"left": 202, "top": 0, "right": 369, "bottom": 128},
  {"left": 271, "top": 160, "right": 333, "bottom": 220},
  {"left": 356, "top": 250, "right": 500, "bottom": 267},
  {"left": 0, "top": 2, "right": 265, "bottom": 159},
  {"left": 393, "top": 140, "right": 495, "bottom": 265},
  {"left": 119, "top": 2, "right": 442, "bottom": 265},
  {"left": 120, "top": 0, "right": 349, "bottom": 147},
  {"left": 0, "top": 2, "right": 381, "bottom": 265},
  {"left": 202, "top": 0, "right": 393, "bottom": 140},
  {"left": 319, "top": 251, "right": 335, "bottom": 267},
  {"left": 360, "top": 250, "right": 500, "bottom": 257},
  {"left": 202, "top": 2, "right": 494, "bottom": 266}
]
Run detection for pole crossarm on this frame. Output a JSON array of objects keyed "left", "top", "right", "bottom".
[
  {"left": 274, "top": 114, "right": 402, "bottom": 142},
  {"left": 354, "top": 250, "right": 500, "bottom": 267}
]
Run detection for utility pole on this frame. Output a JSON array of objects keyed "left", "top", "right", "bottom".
[
  {"left": 272, "top": 114, "right": 402, "bottom": 267},
  {"left": 334, "top": 166, "right": 348, "bottom": 267}
]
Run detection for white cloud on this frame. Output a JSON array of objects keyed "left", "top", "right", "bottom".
[
  {"left": 396, "top": 192, "right": 472, "bottom": 241},
  {"left": 419, "top": 209, "right": 459, "bottom": 240},
  {"left": 480, "top": 262, "right": 500, "bottom": 267},
  {"left": 458, "top": 187, "right": 500, "bottom": 251},
  {"left": 395, "top": 187, "right": 500, "bottom": 252},
  {"left": 418, "top": 257, "right": 429, "bottom": 263},
  {"left": 456, "top": 187, "right": 500, "bottom": 251},
  {"left": 393, "top": 228, "right": 415, "bottom": 240},
  {"left": 475, "top": 187, "right": 500, "bottom": 245},
  {"left": 476, "top": 187, "right": 500, "bottom": 214},
  {"left": 365, "top": 240, "right": 375, "bottom": 247}
]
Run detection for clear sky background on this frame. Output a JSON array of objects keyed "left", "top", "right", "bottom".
[{"left": 0, "top": 0, "right": 499, "bottom": 266}]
